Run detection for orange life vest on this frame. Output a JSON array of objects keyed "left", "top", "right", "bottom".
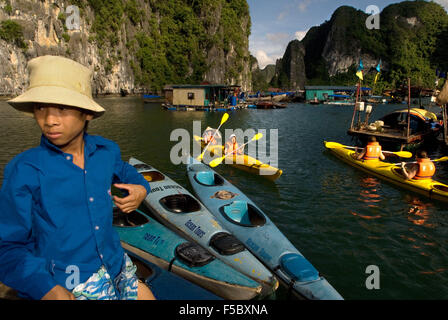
[
  {"left": 414, "top": 158, "right": 435, "bottom": 180},
  {"left": 226, "top": 141, "right": 238, "bottom": 155},
  {"left": 204, "top": 132, "right": 217, "bottom": 145},
  {"left": 364, "top": 141, "right": 382, "bottom": 160}
]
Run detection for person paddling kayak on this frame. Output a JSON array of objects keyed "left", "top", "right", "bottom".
[
  {"left": 400, "top": 150, "right": 435, "bottom": 180},
  {"left": 352, "top": 136, "right": 386, "bottom": 161},
  {"left": 202, "top": 126, "right": 221, "bottom": 145},
  {"left": 225, "top": 134, "right": 243, "bottom": 155}
]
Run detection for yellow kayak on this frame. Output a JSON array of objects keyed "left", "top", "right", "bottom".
[
  {"left": 324, "top": 141, "right": 448, "bottom": 203},
  {"left": 194, "top": 135, "right": 283, "bottom": 181}
]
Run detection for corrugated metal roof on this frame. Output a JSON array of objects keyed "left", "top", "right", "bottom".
[
  {"left": 305, "top": 86, "right": 371, "bottom": 91},
  {"left": 170, "top": 84, "right": 239, "bottom": 89}
]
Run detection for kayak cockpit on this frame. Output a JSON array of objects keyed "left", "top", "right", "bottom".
[
  {"left": 133, "top": 163, "right": 153, "bottom": 171},
  {"left": 141, "top": 171, "right": 165, "bottom": 182},
  {"left": 113, "top": 207, "right": 150, "bottom": 227},
  {"left": 194, "top": 171, "right": 224, "bottom": 186},
  {"left": 221, "top": 201, "right": 266, "bottom": 227},
  {"left": 159, "top": 194, "right": 201, "bottom": 213},
  {"left": 432, "top": 184, "right": 448, "bottom": 193}
]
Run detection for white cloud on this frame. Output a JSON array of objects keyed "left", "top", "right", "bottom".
[
  {"left": 433, "top": 0, "right": 448, "bottom": 11},
  {"left": 266, "top": 32, "right": 289, "bottom": 43},
  {"left": 277, "top": 11, "right": 288, "bottom": 21},
  {"left": 297, "top": 0, "right": 312, "bottom": 12},
  {"left": 294, "top": 30, "right": 309, "bottom": 41},
  {"left": 254, "top": 50, "right": 278, "bottom": 69},
  {"left": 251, "top": 31, "right": 307, "bottom": 69}
]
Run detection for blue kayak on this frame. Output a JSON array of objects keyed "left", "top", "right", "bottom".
[
  {"left": 128, "top": 157, "right": 278, "bottom": 298},
  {"left": 186, "top": 156, "right": 343, "bottom": 300},
  {"left": 124, "top": 249, "right": 221, "bottom": 300},
  {"left": 113, "top": 206, "right": 263, "bottom": 300}
]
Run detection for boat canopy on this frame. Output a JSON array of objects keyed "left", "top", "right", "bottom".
[{"left": 392, "top": 108, "right": 438, "bottom": 121}]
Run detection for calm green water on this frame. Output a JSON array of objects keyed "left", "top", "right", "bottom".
[{"left": 1, "top": 97, "right": 447, "bottom": 300}]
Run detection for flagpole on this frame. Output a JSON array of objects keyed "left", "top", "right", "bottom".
[
  {"left": 407, "top": 77, "right": 411, "bottom": 139},
  {"left": 351, "top": 59, "right": 364, "bottom": 130},
  {"left": 357, "top": 80, "right": 363, "bottom": 127}
]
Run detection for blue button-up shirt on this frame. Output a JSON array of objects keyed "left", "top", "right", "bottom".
[{"left": 0, "top": 133, "right": 150, "bottom": 299}]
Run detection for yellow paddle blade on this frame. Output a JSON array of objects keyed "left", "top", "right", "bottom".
[
  {"left": 220, "top": 113, "right": 229, "bottom": 125},
  {"left": 325, "top": 141, "right": 344, "bottom": 149},
  {"left": 209, "top": 156, "right": 225, "bottom": 168},
  {"left": 252, "top": 133, "right": 263, "bottom": 141},
  {"left": 434, "top": 156, "right": 448, "bottom": 162},
  {"left": 392, "top": 151, "right": 412, "bottom": 158}
]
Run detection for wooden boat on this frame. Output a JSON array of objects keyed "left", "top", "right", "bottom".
[
  {"left": 255, "top": 101, "right": 287, "bottom": 109},
  {"left": 142, "top": 94, "right": 166, "bottom": 103},
  {"left": 348, "top": 107, "right": 441, "bottom": 149},
  {"left": 349, "top": 78, "right": 441, "bottom": 150},
  {"left": 246, "top": 94, "right": 287, "bottom": 103}
]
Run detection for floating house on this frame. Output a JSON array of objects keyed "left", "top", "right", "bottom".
[
  {"left": 305, "top": 86, "right": 371, "bottom": 104},
  {"left": 162, "top": 84, "right": 242, "bottom": 111}
]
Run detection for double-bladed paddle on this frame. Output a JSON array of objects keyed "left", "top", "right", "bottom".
[
  {"left": 197, "top": 113, "right": 229, "bottom": 161},
  {"left": 209, "top": 133, "right": 263, "bottom": 168},
  {"left": 325, "top": 141, "right": 412, "bottom": 158},
  {"left": 388, "top": 156, "right": 448, "bottom": 166}
]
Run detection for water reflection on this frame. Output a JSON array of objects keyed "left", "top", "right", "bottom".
[
  {"left": 358, "top": 177, "right": 381, "bottom": 208},
  {"left": 404, "top": 195, "right": 435, "bottom": 228},
  {"left": 350, "top": 176, "right": 383, "bottom": 220}
]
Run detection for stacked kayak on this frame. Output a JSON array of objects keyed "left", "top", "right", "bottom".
[
  {"left": 324, "top": 141, "right": 448, "bottom": 203},
  {"left": 186, "top": 156, "right": 343, "bottom": 300},
  {"left": 124, "top": 249, "right": 221, "bottom": 300},
  {"left": 114, "top": 206, "right": 263, "bottom": 300},
  {"left": 193, "top": 135, "right": 283, "bottom": 181},
  {"left": 129, "top": 157, "right": 279, "bottom": 297}
]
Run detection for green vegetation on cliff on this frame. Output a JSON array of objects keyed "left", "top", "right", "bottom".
[
  {"left": 266, "top": 1, "right": 448, "bottom": 92},
  {"left": 311, "top": 1, "right": 447, "bottom": 89},
  {"left": 0, "top": 20, "right": 27, "bottom": 49},
  {"left": 82, "top": 0, "right": 250, "bottom": 91}
]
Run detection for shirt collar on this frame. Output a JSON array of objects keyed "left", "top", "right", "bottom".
[{"left": 40, "top": 132, "right": 101, "bottom": 157}]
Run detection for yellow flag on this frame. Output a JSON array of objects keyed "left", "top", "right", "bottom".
[
  {"left": 374, "top": 72, "right": 380, "bottom": 84},
  {"left": 356, "top": 70, "right": 363, "bottom": 80}
]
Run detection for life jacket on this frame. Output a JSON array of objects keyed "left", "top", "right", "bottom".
[
  {"left": 226, "top": 141, "right": 238, "bottom": 155},
  {"left": 364, "top": 141, "right": 382, "bottom": 160},
  {"left": 414, "top": 158, "right": 435, "bottom": 180},
  {"left": 203, "top": 131, "right": 217, "bottom": 145}
]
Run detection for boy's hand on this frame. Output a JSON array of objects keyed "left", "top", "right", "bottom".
[
  {"left": 41, "top": 285, "right": 75, "bottom": 300},
  {"left": 113, "top": 183, "right": 148, "bottom": 213}
]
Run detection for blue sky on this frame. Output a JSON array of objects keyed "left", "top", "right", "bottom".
[{"left": 247, "top": 0, "right": 448, "bottom": 68}]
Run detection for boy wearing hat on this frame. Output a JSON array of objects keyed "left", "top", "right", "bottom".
[{"left": 0, "top": 56, "right": 155, "bottom": 300}]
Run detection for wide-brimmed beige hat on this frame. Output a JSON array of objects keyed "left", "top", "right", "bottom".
[{"left": 7, "top": 55, "right": 105, "bottom": 118}]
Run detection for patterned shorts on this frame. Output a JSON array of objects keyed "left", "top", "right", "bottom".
[{"left": 72, "top": 254, "right": 139, "bottom": 300}]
